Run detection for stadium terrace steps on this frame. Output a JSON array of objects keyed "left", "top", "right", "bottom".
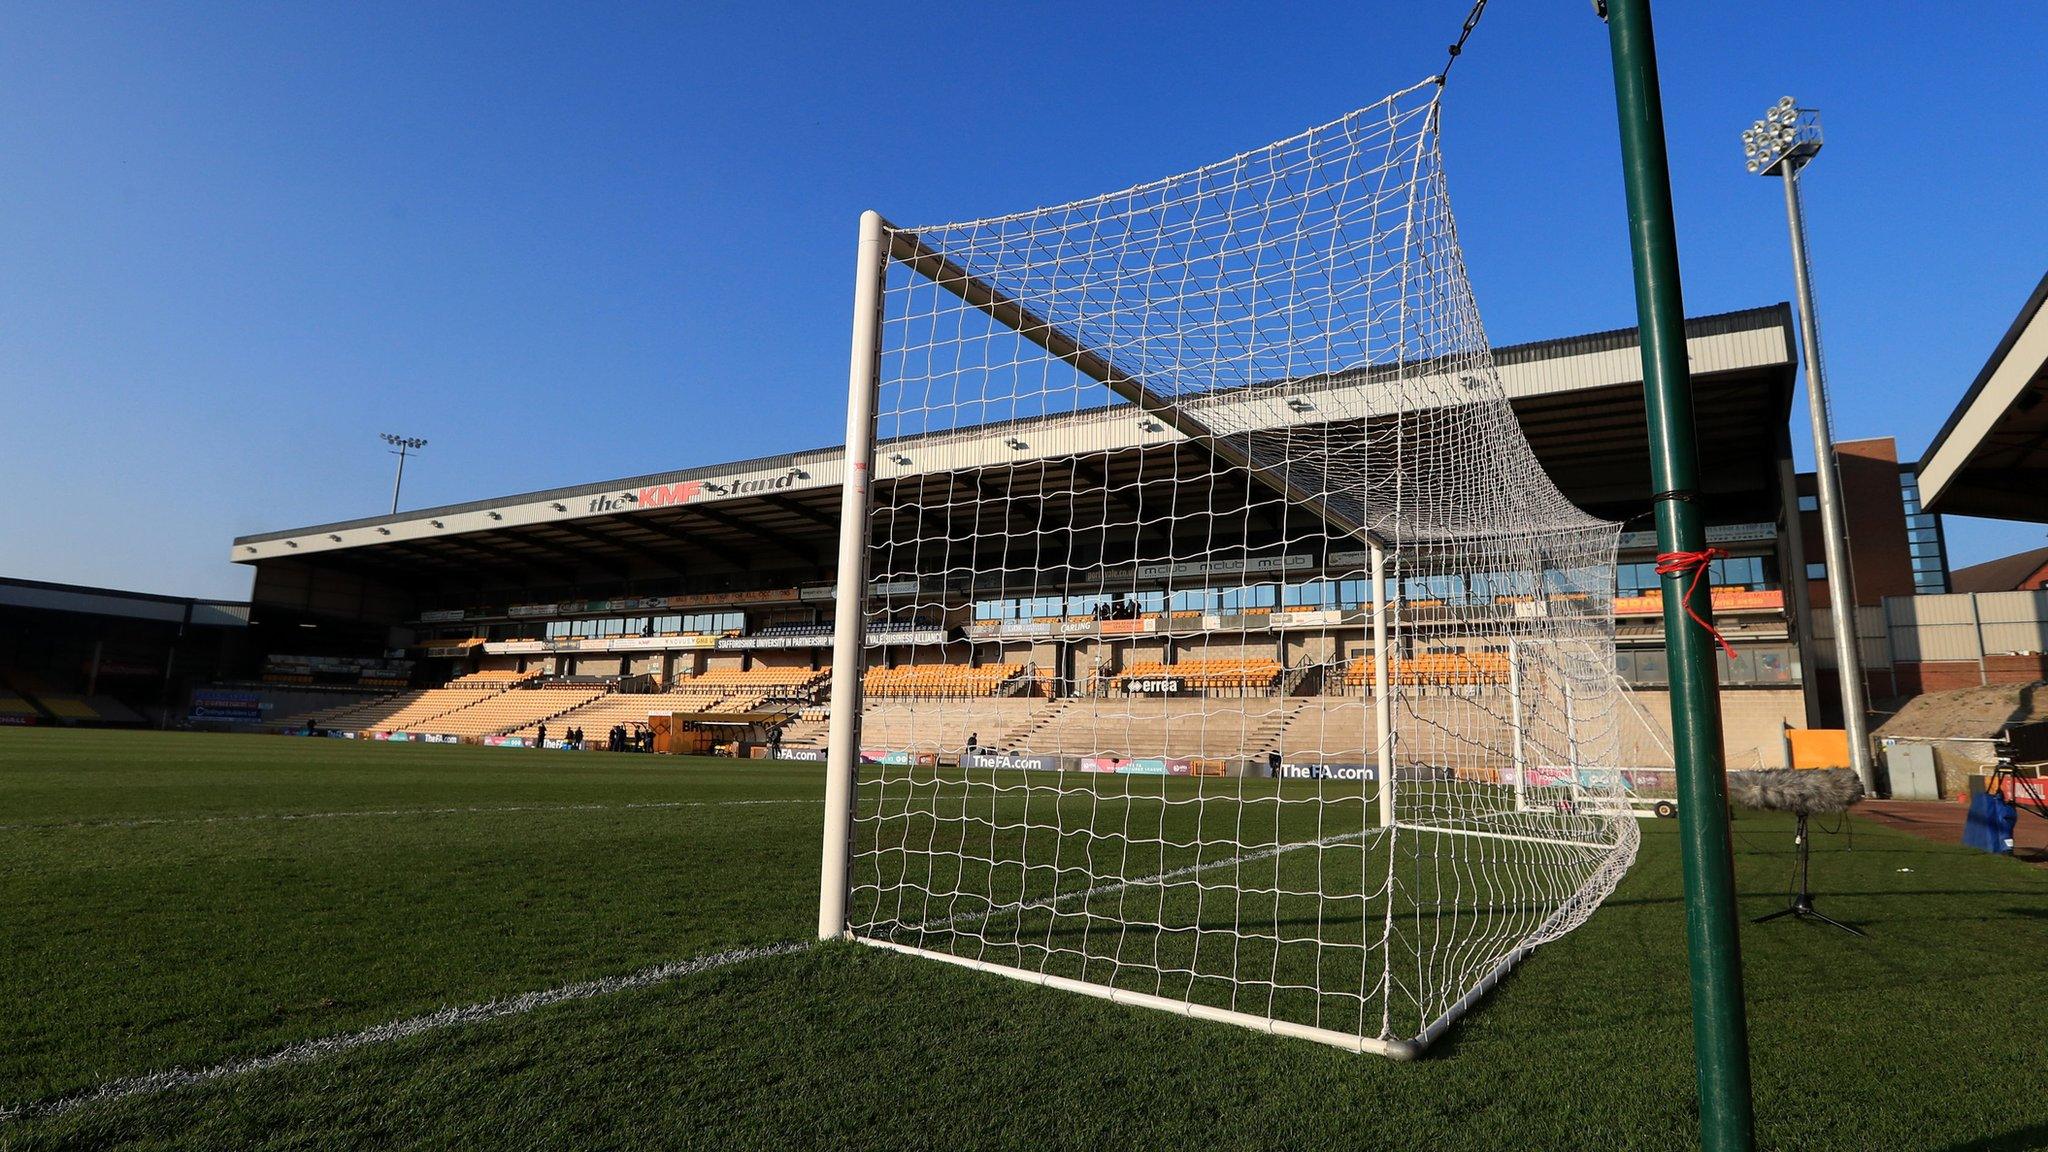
[
  {"left": 284, "top": 683, "right": 522, "bottom": 733},
  {"left": 854, "top": 699, "right": 1052, "bottom": 756},
  {"left": 773, "top": 714, "right": 830, "bottom": 748},
  {"left": 1274, "top": 695, "right": 1526, "bottom": 768},
  {"left": 1005, "top": 697, "right": 1302, "bottom": 762},
  {"left": 514, "top": 691, "right": 744, "bottom": 738},
  {"left": 274, "top": 690, "right": 407, "bottom": 730},
  {"left": 403, "top": 686, "right": 609, "bottom": 738},
  {"left": 8, "top": 684, "right": 144, "bottom": 721},
  {"left": 0, "top": 691, "right": 40, "bottom": 720}
]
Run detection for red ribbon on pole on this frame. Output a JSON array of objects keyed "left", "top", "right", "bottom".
[{"left": 1654, "top": 546, "right": 1737, "bottom": 661}]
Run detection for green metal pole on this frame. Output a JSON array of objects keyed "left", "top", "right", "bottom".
[{"left": 1600, "top": 2, "right": 1758, "bottom": 1150}]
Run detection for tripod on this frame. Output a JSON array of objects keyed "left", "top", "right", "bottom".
[{"left": 1753, "top": 811, "right": 1865, "bottom": 936}]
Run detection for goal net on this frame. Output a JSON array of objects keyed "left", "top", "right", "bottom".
[{"left": 821, "top": 78, "right": 1640, "bottom": 1056}]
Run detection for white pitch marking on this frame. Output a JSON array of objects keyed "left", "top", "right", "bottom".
[
  {"left": 0, "top": 798, "right": 821, "bottom": 833},
  {"left": 0, "top": 941, "right": 810, "bottom": 1124}
]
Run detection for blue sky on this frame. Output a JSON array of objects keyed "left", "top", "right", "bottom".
[{"left": 1, "top": 2, "right": 2042, "bottom": 599}]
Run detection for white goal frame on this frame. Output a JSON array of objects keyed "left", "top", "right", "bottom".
[{"left": 815, "top": 86, "right": 1638, "bottom": 1056}]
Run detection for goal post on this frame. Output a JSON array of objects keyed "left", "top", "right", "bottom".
[
  {"left": 817, "top": 209, "right": 887, "bottom": 942},
  {"left": 819, "top": 78, "right": 1640, "bottom": 1054}
]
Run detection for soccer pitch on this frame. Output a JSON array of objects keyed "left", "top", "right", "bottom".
[{"left": 3, "top": 729, "right": 2042, "bottom": 1150}]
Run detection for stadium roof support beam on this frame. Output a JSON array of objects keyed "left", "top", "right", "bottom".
[
  {"left": 503, "top": 530, "right": 634, "bottom": 581},
  {"left": 1073, "top": 458, "right": 1178, "bottom": 554},
  {"left": 617, "top": 517, "right": 716, "bottom": 572},
  {"left": 684, "top": 505, "right": 822, "bottom": 564},
  {"left": 761, "top": 494, "right": 840, "bottom": 532},
  {"left": 301, "top": 549, "right": 444, "bottom": 593},
  {"left": 886, "top": 227, "right": 1386, "bottom": 551},
  {"left": 384, "top": 538, "right": 568, "bottom": 588},
  {"left": 547, "top": 519, "right": 691, "bottom": 572}
]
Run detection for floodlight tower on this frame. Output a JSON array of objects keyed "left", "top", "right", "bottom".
[
  {"left": 1742, "top": 97, "right": 1874, "bottom": 793},
  {"left": 380, "top": 433, "right": 428, "bottom": 515}
]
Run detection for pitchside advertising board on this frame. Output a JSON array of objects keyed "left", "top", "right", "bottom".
[
  {"left": 189, "top": 689, "right": 265, "bottom": 723},
  {"left": 1277, "top": 763, "right": 1378, "bottom": 782},
  {"left": 1522, "top": 766, "right": 1672, "bottom": 790},
  {"left": 1079, "top": 756, "right": 1229, "bottom": 776},
  {"left": 960, "top": 752, "right": 1064, "bottom": 772},
  {"left": 861, "top": 750, "right": 939, "bottom": 767}
]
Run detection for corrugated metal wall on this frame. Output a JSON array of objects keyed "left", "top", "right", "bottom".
[{"left": 1884, "top": 590, "right": 2048, "bottom": 665}]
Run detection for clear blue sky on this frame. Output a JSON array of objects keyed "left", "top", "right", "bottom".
[{"left": 1, "top": 2, "right": 2042, "bottom": 599}]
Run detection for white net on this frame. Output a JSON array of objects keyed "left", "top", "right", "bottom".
[{"left": 834, "top": 78, "right": 1640, "bottom": 1054}]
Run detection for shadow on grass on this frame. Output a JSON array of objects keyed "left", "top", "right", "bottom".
[{"left": 1939, "top": 1121, "right": 2048, "bottom": 1152}]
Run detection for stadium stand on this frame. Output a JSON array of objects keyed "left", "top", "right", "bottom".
[
  {"left": 513, "top": 689, "right": 738, "bottom": 739},
  {"left": 850, "top": 698, "right": 1051, "bottom": 757},
  {"left": 447, "top": 669, "right": 542, "bottom": 688},
  {"left": 285, "top": 686, "right": 493, "bottom": 733},
  {"left": 1115, "top": 657, "right": 1283, "bottom": 694},
  {"left": 1008, "top": 697, "right": 1298, "bottom": 761},
  {"left": 749, "top": 623, "right": 831, "bottom": 640},
  {"left": 673, "top": 667, "right": 826, "bottom": 709},
  {"left": 1342, "top": 651, "right": 1511, "bottom": 690},
  {"left": 1273, "top": 696, "right": 1521, "bottom": 769},
  {"left": 403, "top": 684, "right": 608, "bottom": 737},
  {"left": 863, "top": 663, "right": 1026, "bottom": 698},
  {"left": 0, "top": 691, "right": 41, "bottom": 723},
  {"left": 27, "top": 693, "right": 146, "bottom": 724}
]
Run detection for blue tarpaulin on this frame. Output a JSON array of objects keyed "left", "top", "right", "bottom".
[{"left": 1962, "top": 789, "right": 2018, "bottom": 855}]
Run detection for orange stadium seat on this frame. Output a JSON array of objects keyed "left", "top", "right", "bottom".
[
  {"left": 1344, "top": 651, "right": 1510, "bottom": 689},
  {"left": 1115, "top": 657, "right": 1282, "bottom": 693},
  {"left": 863, "top": 663, "right": 1024, "bottom": 699}
]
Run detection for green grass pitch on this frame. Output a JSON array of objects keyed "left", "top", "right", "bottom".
[{"left": 2, "top": 727, "right": 2043, "bottom": 1149}]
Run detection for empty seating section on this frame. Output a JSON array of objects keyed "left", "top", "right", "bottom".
[
  {"left": 863, "top": 663, "right": 1023, "bottom": 698},
  {"left": 447, "top": 669, "right": 540, "bottom": 688},
  {"left": 0, "top": 692, "right": 39, "bottom": 720},
  {"left": 288, "top": 687, "right": 486, "bottom": 732},
  {"left": 351, "top": 688, "right": 492, "bottom": 731},
  {"left": 33, "top": 695, "right": 102, "bottom": 720},
  {"left": 751, "top": 623, "right": 830, "bottom": 639},
  {"left": 1010, "top": 697, "right": 1298, "bottom": 761},
  {"left": 674, "top": 667, "right": 825, "bottom": 707},
  {"left": 517, "top": 690, "right": 735, "bottom": 738},
  {"left": 91, "top": 696, "right": 147, "bottom": 723},
  {"left": 416, "top": 686, "right": 608, "bottom": 737},
  {"left": 1116, "top": 657, "right": 1282, "bottom": 692},
  {"left": 1343, "top": 651, "right": 1510, "bottom": 689}
]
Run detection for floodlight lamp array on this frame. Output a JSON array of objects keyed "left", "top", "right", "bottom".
[{"left": 1742, "top": 96, "right": 1821, "bottom": 175}]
